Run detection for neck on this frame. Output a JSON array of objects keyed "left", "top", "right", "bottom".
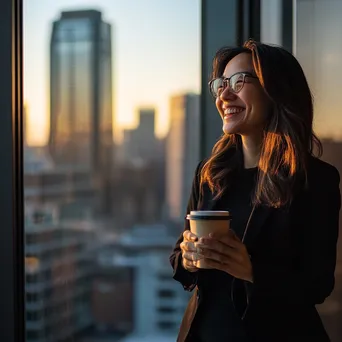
[{"left": 241, "top": 135, "right": 262, "bottom": 169}]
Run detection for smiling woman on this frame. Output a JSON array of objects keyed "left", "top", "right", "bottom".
[
  {"left": 170, "top": 40, "right": 341, "bottom": 342},
  {"left": 203, "top": 40, "right": 321, "bottom": 207},
  {"left": 2, "top": 0, "right": 341, "bottom": 341}
]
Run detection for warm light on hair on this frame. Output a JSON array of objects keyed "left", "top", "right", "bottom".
[{"left": 201, "top": 40, "right": 322, "bottom": 208}]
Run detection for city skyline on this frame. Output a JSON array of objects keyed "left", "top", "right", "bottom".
[{"left": 24, "top": 0, "right": 201, "bottom": 146}]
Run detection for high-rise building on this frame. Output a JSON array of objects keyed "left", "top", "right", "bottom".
[
  {"left": 120, "top": 108, "right": 159, "bottom": 165},
  {"left": 49, "top": 9, "right": 113, "bottom": 173},
  {"left": 166, "top": 93, "right": 200, "bottom": 222},
  {"left": 138, "top": 108, "right": 155, "bottom": 140}
]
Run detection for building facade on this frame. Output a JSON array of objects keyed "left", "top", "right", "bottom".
[
  {"left": 49, "top": 9, "right": 113, "bottom": 174},
  {"left": 25, "top": 205, "right": 97, "bottom": 342},
  {"left": 120, "top": 108, "right": 160, "bottom": 165},
  {"left": 24, "top": 148, "right": 103, "bottom": 342},
  {"left": 93, "top": 224, "right": 190, "bottom": 340},
  {"left": 166, "top": 93, "right": 200, "bottom": 222}
]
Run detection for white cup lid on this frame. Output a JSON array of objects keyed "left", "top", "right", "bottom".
[{"left": 190, "top": 210, "right": 230, "bottom": 216}]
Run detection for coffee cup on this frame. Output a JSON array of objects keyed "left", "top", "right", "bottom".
[{"left": 186, "top": 210, "right": 231, "bottom": 268}]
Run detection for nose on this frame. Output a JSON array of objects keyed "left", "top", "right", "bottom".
[{"left": 219, "top": 85, "right": 237, "bottom": 102}]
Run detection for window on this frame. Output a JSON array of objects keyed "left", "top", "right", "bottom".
[
  {"left": 26, "top": 293, "right": 39, "bottom": 302},
  {"left": 23, "top": 1, "right": 200, "bottom": 341},
  {"left": 2, "top": 1, "right": 247, "bottom": 341},
  {"left": 4, "top": 0, "right": 342, "bottom": 341},
  {"left": 157, "top": 289, "right": 175, "bottom": 299},
  {"left": 293, "top": 1, "right": 342, "bottom": 340},
  {"left": 157, "top": 307, "right": 175, "bottom": 314},
  {"left": 157, "top": 321, "right": 176, "bottom": 330},
  {"left": 26, "top": 311, "right": 42, "bottom": 321}
]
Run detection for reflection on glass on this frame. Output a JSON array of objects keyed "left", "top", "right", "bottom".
[
  {"left": 295, "top": 1, "right": 342, "bottom": 341},
  {"left": 24, "top": 1, "right": 200, "bottom": 341},
  {"left": 50, "top": 13, "right": 106, "bottom": 170}
]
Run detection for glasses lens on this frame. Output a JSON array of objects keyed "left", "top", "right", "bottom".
[
  {"left": 210, "top": 78, "right": 224, "bottom": 97},
  {"left": 231, "top": 73, "right": 244, "bottom": 93}
]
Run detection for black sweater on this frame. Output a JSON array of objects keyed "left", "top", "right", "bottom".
[{"left": 190, "top": 167, "right": 257, "bottom": 342}]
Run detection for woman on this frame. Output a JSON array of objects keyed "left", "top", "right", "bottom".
[{"left": 170, "top": 39, "right": 341, "bottom": 341}]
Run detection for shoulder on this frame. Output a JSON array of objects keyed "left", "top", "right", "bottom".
[
  {"left": 307, "top": 155, "right": 340, "bottom": 187},
  {"left": 308, "top": 156, "right": 340, "bottom": 182}
]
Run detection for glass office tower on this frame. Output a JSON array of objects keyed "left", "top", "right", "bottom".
[{"left": 49, "top": 10, "right": 113, "bottom": 174}]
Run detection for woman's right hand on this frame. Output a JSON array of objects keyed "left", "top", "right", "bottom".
[{"left": 180, "top": 230, "right": 200, "bottom": 272}]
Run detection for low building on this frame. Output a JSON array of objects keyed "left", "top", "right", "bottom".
[{"left": 92, "top": 224, "right": 190, "bottom": 340}]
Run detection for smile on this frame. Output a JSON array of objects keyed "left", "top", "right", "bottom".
[
  {"left": 224, "top": 107, "right": 245, "bottom": 115},
  {"left": 223, "top": 107, "right": 245, "bottom": 119}
]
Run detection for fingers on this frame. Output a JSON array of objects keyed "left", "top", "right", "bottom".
[
  {"left": 195, "top": 237, "right": 234, "bottom": 256},
  {"left": 180, "top": 240, "right": 196, "bottom": 253},
  {"left": 179, "top": 229, "right": 247, "bottom": 274},
  {"left": 197, "top": 243, "right": 242, "bottom": 264},
  {"left": 181, "top": 251, "right": 198, "bottom": 272},
  {"left": 183, "top": 251, "right": 202, "bottom": 261},
  {"left": 182, "top": 257, "right": 198, "bottom": 272},
  {"left": 183, "top": 230, "right": 198, "bottom": 242},
  {"left": 181, "top": 233, "right": 201, "bottom": 272},
  {"left": 181, "top": 243, "right": 202, "bottom": 264},
  {"left": 195, "top": 232, "right": 246, "bottom": 264},
  {"left": 209, "top": 230, "right": 242, "bottom": 249}
]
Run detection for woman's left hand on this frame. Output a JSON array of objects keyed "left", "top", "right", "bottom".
[{"left": 195, "top": 230, "right": 254, "bottom": 283}]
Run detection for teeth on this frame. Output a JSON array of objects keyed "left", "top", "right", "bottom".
[{"left": 224, "top": 107, "right": 244, "bottom": 115}]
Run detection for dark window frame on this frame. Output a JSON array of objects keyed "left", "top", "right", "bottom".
[
  {"left": 282, "top": 0, "right": 293, "bottom": 53},
  {"left": 0, "top": 0, "right": 25, "bottom": 341},
  {"left": 200, "top": 0, "right": 261, "bottom": 158}
]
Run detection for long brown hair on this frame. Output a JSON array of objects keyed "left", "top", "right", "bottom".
[{"left": 201, "top": 39, "right": 322, "bottom": 208}]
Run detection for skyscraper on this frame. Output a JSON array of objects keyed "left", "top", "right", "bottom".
[
  {"left": 120, "top": 108, "right": 159, "bottom": 164},
  {"left": 166, "top": 93, "right": 200, "bottom": 222},
  {"left": 49, "top": 10, "right": 113, "bottom": 173}
]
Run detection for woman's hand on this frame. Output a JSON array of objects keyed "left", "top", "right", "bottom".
[
  {"left": 180, "top": 230, "right": 200, "bottom": 272},
  {"left": 195, "top": 230, "right": 254, "bottom": 282}
]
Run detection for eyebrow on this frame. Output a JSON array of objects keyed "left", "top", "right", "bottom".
[{"left": 222, "top": 71, "right": 256, "bottom": 78}]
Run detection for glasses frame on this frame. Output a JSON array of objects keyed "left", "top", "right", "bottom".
[{"left": 208, "top": 72, "right": 258, "bottom": 99}]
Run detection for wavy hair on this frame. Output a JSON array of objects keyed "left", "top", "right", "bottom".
[{"left": 200, "top": 39, "right": 322, "bottom": 208}]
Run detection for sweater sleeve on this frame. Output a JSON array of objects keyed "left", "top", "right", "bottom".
[{"left": 169, "top": 160, "right": 204, "bottom": 291}]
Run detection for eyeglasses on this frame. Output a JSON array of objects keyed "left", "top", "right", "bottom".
[{"left": 208, "top": 72, "right": 258, "bottom": 98}]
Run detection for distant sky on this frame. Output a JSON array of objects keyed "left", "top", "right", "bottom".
[{"left": 24, "top": 0, "right": 201, "bottom": 145}]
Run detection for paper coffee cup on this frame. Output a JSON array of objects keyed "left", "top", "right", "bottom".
[{"left": 186, "top": 210, "right": 231, "bottom": 269}]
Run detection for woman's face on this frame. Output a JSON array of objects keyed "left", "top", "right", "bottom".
[{"left": 215, "top": 52, "right": 271, "bottom": 137}]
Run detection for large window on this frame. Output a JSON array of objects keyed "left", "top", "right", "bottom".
[
  {"left": 23, "top": 1, "right": 200, "bottom": 341},
  {"left": 294, "top": 1, "right": 342, "bottom": 341},
  {"left": 6, "top": 1, "right": 342, "bottom": 341}
]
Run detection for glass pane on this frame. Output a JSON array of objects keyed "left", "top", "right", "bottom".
[
  {"left": 295, "top": 1, "right": 342, "bottom": 341},
  {"left": 24, "top": 1, "right": 200, "bottom": 341}
]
